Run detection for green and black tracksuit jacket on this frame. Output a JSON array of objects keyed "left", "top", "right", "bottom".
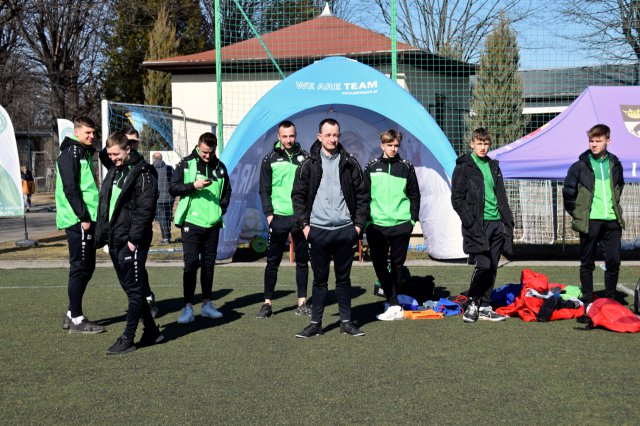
[
  {"left": 55, "top": 137, "right": 99, "bottom": 229},
  {"left": 563, "top": 150, "right": 624, "bottom": 234},
  {"left": 363, "top": 154, "right": 421, "bottom": 228},
  {"left": 259, "top": 141, "right": 308, "bottom": 218},
  {"left": 169, "top": 147, "right": 231, "bottom": 228}
]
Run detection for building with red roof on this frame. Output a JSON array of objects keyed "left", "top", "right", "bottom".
[{"left": 143, "top": 5, "right": 474, "bottom": 148}]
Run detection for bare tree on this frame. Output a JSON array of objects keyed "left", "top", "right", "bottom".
[
  {"left": 560, "top": 0, "right": 640, "bottom": 70},
  {"left": 372, "top": 0, "right": 533, "bottom": 61},
  {"left": 0, "top": 1, "right": 44, "bottom": 128},
  {"left": 7, "top": 0, "right": 109, "bottom": 120}
]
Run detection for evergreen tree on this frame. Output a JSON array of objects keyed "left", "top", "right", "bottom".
[
  {"left": 103, "top": 0, "right": 206, "bottom": 104},
  {"left": 144, "top": 5, "right": 178, "bottom": 106},
  {"left": 468, "top": 14, "right": 528, "bottom": 148}
]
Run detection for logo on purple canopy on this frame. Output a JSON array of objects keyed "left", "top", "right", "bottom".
[{"left": 620, "top": 105, "right": 640, "bottom": 139}]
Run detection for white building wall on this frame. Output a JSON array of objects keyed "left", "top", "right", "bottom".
[{"left": 170, "top": 67, "right": 470, "bottom": 152}]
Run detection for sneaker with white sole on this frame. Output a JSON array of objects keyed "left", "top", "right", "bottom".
[
  {"left": 294, "top": 301, "right": 312, "bottom": 317},
  {"left": 69, "top": 318, "right": 105, "bottom": 334},
  {"left": 177, "top": 306, "right": 195, "bottom": 324},
  {"left": 478, "top": 307, "right": 507, "bottom": 321},
  {"left": 201, "top": 301, "right": 223, "bottom": 319},
  {"left": 463, "top": 302, "right": 479, "bottom": 323},
  {"left": 295, "top": 322, "right": 323, "bottom": 338},
  {"left": 340, "top": 321, "right": 365, "bottom": 336},
  {"left": 256, "top": 303, "right": 273, "bottom": 318},
  {"left": 376, "top": 305, "right": 405, "bottom": 321}
]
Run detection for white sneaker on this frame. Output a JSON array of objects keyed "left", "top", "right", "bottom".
[
  {"left": 376, "top": 305, "right": 404, "bottom": 321},
  {"left": 201, "top": 301, "right": 223, "bottom": 319}
]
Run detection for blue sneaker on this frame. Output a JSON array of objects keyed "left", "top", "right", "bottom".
[
  {"left": 177, "top": 306, "right": 195, "bottom": 324},
  {"left": 201, "top": 301, "right": 223, "bottom": 319}
]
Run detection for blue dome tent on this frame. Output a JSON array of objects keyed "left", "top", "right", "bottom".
[{"left": 218, "top": 56, "right": 464, "bottom": 260}]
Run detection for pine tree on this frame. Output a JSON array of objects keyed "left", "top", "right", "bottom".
[
  {"left": 468, "top": 14, "right": 528, "bottom": 148},
  {"left": 103, "top": 0, "right": 206, "bottom": 104},
  {"left": 144, "top": 5, "right": 178, "bottom": 106}
]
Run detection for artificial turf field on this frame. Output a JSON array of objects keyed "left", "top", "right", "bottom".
[{"left": 1, "top": 264, "right": 639, "bottom": 424}]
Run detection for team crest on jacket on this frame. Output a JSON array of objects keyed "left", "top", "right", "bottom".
[
  {"left": 297, "top": 155, "right": 304, "bottom": 162},
  {"left": 620, "top": 105, "right": 640, "bottom": 138}
]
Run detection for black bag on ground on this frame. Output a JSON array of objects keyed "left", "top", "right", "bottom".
[{"left": 634, "top": 278, "right": 640, "bottom": 314}]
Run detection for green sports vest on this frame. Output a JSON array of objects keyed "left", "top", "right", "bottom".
[
  {"left": 174, "top": 157, "right": 225, "bottom": 228},
  {"left": 55, "top": 148, "right": 99, "bottom": 229}
]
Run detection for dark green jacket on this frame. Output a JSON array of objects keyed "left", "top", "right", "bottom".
[{"left": 563, "top": 150, "right": 624, "bottom": 233}]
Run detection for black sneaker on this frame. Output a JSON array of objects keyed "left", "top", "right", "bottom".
[
  {"left": 463, "top": 302, "right": 479, "bottom": 323},
  {"left": 340, "top": 321, "right": 365, "bottom": 336},
  {"left": 294, "top": 301, "right": 312, "bottom": 317},
  {"left": 478, "top": 307, "right": 507, "bottom": 322},
  {"left": 107, "top": 336, "right": 136, "bottom": 355},
  {"left": 69, "top": 318, "right": 105, "bottom": 334},
  {"left": 62, "top": 315, "right": 71, "bottom": 330},
  {"left": 256, "top": 303, "right": 273, "bottom": 318},
  {"left": 295, "top": 322, "right": 323, "bottom": 338},
  {"left": 148, "top": 299, "right": 159, "bottom": 319},
  {"left": 138, "top": 324, "right": 164, "bottom": 347}
]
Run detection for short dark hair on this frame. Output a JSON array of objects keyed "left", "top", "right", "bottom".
[
  {"left": 123, "top": 126, "right": 139, "bottom": 139},
  {"left": 278, "top": 120, "right": 295, "bottom": 130},
  {"left": 587, "top": 124, "right": 610, "bottom": 139},
  {"left": 472, "top": 128, "right": 492, "bottom": 144},
  {"left": 198, "top": 132, "right": 217, "bottom": 148},
  {"left": 106, "top": 131, "right": 130, "bottom": 150},
  {"left": 318, "top": 118, "right": 340, "bottom": 133},
  {"left": 380, "top": 129, "right": 403, "bottom": 144},
  {"left": 73, "top": 116, "right": 96, "bottom": 129}
]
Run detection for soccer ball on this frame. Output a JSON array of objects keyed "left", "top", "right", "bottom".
[{"left": 239, "top": 208, "right": 266, "bottom": 241}]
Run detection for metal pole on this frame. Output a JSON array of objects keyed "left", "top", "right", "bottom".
[
  {"left": 391, "top": 0, "right": 397, "bottom": 81},
  {"left": 100, "top": 99, "right": 109, "bottom": 182},
  {"left": 215, "top": 0, "right": 224, "bottom": 153}
]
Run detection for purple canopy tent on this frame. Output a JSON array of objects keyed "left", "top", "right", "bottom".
[{"left": 489, "top": 86, "right": 640, "bottom": 182}]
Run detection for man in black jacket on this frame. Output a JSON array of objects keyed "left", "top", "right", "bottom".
[
  {"left": 57, "top": 116, "right": 105, "bottom": 334},
  {"left": 152, "top": 152, "right": 174, "bottom": 244},
  {"left": 257, "top": 120, "right": 310, "bottom": 318},
  {"left": 292, "top": 119, "right": 369, "bottom": 338},
  {"left": 563, "top": 124, "right": 625, "bottom": 305},
  {"left": 98, "top": 127, "right": 159, "bottom": 318},
  {"left": 96, "top": 132, "right": 163, "bottom": 354},
  {"left": 451, "top": 128, "right": 514, "bottom": 323}
]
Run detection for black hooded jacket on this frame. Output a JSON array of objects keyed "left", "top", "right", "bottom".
[
  {"left": 291, "top": 140, "right": 369, "bottom": 231},
  {"left": 451, "top": 153, "right": 514, "bottom": 255},
  {"left": 96, "top": 151, "right": 158, "bottom": 248}
]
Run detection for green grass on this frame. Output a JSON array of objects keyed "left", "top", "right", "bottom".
[{"left": 1, "top": 264, "right": 639, "bottom": 424}]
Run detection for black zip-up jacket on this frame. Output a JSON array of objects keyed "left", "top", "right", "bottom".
[
  {"left": 451, "top": 153, "right": 514, "bottom": 255},
  {"left": 168, "top": 148, "right": 231, "bottom": 215},
  {"left": 259, "top": 141, "right": 308, "bottom": 217},
  {"left": 58, "top": 137, "right": 97, "bottom": 223},
  {"left": 563, "top": 149, "right": 624, "bottom": 233},
  {"left": 96, "top": 151, "right": 158, "bottom": 249},
  {"left": 292, "top": 140, "right": 369, "bottom": 231}
]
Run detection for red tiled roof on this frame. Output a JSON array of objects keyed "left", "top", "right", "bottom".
[{"left": 144, "top": 15, "right": 419, "bottom": 70}]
